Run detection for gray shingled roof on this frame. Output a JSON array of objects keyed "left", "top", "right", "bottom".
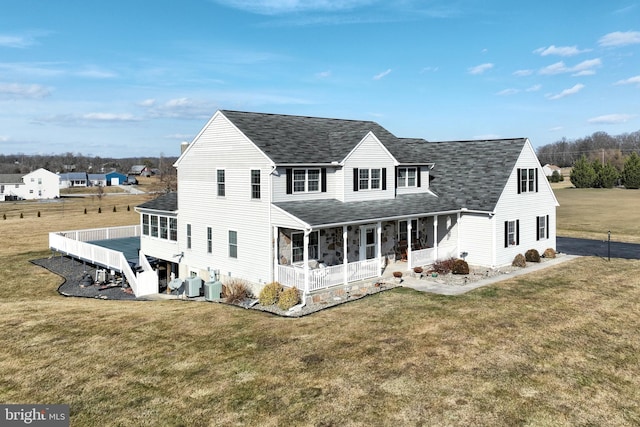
[
  {"left": 0, "top": 174, "right": 24, "bottom": 184},
  {"left": 136, "top": 192, "right": 178, "bottom": 212},
  {"left": 221, "top": 110, "right": 404, "bottom": 164}
]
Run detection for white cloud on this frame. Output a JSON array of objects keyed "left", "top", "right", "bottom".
[
  {"left": 546, "top": 83, "right": 585, "bottom": 100},
  {"left": 373, "top": 68, "right": 392, "bottom": 80},
  {"left": 468, "top": 63, "right": 493, "bottom": 75},
  {"left": 138, "top": 99, "right": 157, "bottom": 107},
  {"left": 539, "top": 59, "right": 601, "bottom": 75},
  {"left": 420, "top": 66, "right": 439, "bottom": 73},
  {"left": 75, "top": 67, "right": 118, "bottom": 79},
  {"left": 315, "top": 70, "right": 332, "bottom": 79},
  {"left": 497, "top": 88, "right": 519, "bottom": 96},
  {"left": 513, "top": 69, "right": 533, "bottom": 77},
  {"left": 548, "top": 126, "right": 564, "bottom": 132},
  {"left": 212, "top": 0, "right": 375, "bottom": 15},
  {"left": 534, "top": 45, "right": 590, "bottom": 57},
  {"left": 526, "top": 84, "right": 542, "bottom": 92},
  {"left": 598, "top": 31, "right": 640, "bottom": 47},
  {"left": 588, "top": 114, "right": 636, "bottom": 124},
  {"left": 0, "top": 82, "right": 52, "bottom": 98},
  {"left": 82, "top": 113, "right": 139, "bottom": 122},
  {"left": 615, "top": 75, "right": 640, "bottom": 87},
  {"left": 35, "top": 112, "right": 141, "bottom": 126}
]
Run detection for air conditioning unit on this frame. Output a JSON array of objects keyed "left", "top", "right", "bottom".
[
  {"left": 185, "top": 277, "right": 203, "bottom": 297},
  {"left": 204, "top": 281, "right": 222, "bottom": 302},
  {"left": 95, "top": 269, "right": 107, "bottom": 283}
]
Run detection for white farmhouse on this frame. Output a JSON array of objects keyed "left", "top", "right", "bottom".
[
  {"left": 135, "top": 110, "right": 558, "bottom": 297},
  {"left": 0, "top": 168, "right": 59, "bottom": 200}
]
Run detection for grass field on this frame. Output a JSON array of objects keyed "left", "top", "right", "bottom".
[{"left": 1, "top": 188, "right": 640, "bottom": 426}]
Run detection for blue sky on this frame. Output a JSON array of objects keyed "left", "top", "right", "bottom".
[{"left": 1, "top": 1, "right": 639, "bottom": 158}]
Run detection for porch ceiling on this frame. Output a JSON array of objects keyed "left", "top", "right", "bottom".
[{"left": 273, "top": 193, "right": 464, "bottom": 228}]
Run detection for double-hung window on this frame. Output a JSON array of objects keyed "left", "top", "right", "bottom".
[
  {"left": 159, "top": 217, "right": 168, "bottom": 239},
  {"left": 169, "top": 218, "right": 177, "bottom": 241},
  {"left": 504, "top": 220, "right": 520, "bottom": 247},
  {"left": 251, "top": 170, "right": 261, "bottom": 199},
  {"left": 142, "top": 214, "right": 149, "bottom": 235},
  {"left": 291, "top": 231, "right": 319, "bottom": 263},
  {"left": 229, "top": 230, "right": 238, "bottom": 258},
  {"left": 537, "top": 215, "right": 549, "bottom": 240},
  {"left": 217, "top": 170, "right": 225, "bottom": 197},
  {"left": 207, "top": 227, "right": 212, "bottom": 253},
  {"left": 397, "top": 167, "right": 417, "bottom": 187},
  {"left": 359, "top": 168, "right": 381, "bottom": 190},
  {"left": 150, "top": 216, "right": 159, "bottom": 238},
  {"left": 518, "top": 168, "right": 538, "bottom": 193},
  {"left": 293, "top": 169, "right": 321, "bottom": 193},
  {"left": 186, "top": 224, "right": 192, "bottom": 249}
]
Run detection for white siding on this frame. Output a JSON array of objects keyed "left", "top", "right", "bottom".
[
  {"left": 271, "top": 166, "right": 340, "bottom": 202},
  {"left": 20, "top": 169, "right": 60, "bottom": 199},
  {"left": 493, "top": 141, "right": 558, "bottom": 267},
  {"left": 343, "top": 133, "right": 397, "bottom": 202},
  {"left": 436, "top": 214, "right": 459, "bottom": 260},
  {"left": 459, "top": 213, "right": 495, "bottom": 266},
  {"left": 176, "top": 113, "right": 274, "bottom": 286},
  {"left": 395, "top": 167, "right": 430, "bottom": 196},
  {"left": 140, "top": 235, "right": 179, "bottom": 262}
]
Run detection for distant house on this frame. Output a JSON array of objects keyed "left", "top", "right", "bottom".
[
  {"left": 542, "top": 164, "right": 561, "bottom": 177},
  {"left": 129, "top": 165, "right": 151, "bottom": 177},
  {"left": 59, "top": 172, "right": 88, "bottom": 188},
  {"left": 105, "top": 171, "right": 127, "bottom": 186},
  {"left": 88, "top": 174, "right": 107, "bottom": 187},
  {"left": 0, "top": 168, "right": 60, "bottom": 200}
]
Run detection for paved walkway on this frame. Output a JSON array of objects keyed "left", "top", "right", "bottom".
[{"left": 399, "top": 255, "right": 580, "bottom": 296}]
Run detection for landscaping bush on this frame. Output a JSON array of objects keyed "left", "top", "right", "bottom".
[
  {"left": 452, "top": 259, "right": 469, "bottom": 275},
  {"left": 432, "top": 258, "right": 456, "bottom": 274},
  {"left": 512, "top": 253, "right": 526, "bottom": 267},
  {"left": 525, "top": 249, "right": 541, "bottom": 263},
  {"left": 259, "top": 281, "right": 282, "bottom": 306},
  {"left": 222, "top": 279, "right": 251, "bottom": 304},
  {"left": 277, "top": 286, "right": 300, "bottom": 310},
  {"left": 543, "top": 248, "right": 557, "bottom": 259}
]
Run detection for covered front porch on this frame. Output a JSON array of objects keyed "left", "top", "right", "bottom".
[{"left": 274, "top": 213, "right": 460, "bottom": 294}]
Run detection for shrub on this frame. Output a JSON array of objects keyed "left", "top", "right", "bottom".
[
  {"left": 259, "top": 281, "right": 282, "bottom": 306},
  {"left": 222, "top": 279, "right": 251, "bottom": 304},
  {"left": 543, "top": 248, "right": 556, "bottom": 259},
  {"left": 20, "top": 212, "right": 23, "bottom": 219},
  {"left": 525, "top": 249, "right": 541, "bottom": 263},
  {"left": 2, "top": 213, "right": 5, "bottom": 220},
  {"left": 127, "top": 205, "right": 130, "bottom": 211},
  {"left": 84, "top": 208, "right": 87, "bottom": 214},
  {"left": 113, "top": 206, "right": 117, "bottom": 212},
  {"left": 277, "top": 286, "right": 300, "bottom": 310},
  {"left": 432, "top": 258, "right": 456, "bottom": 274},
  {"left": 37, "top": 211, "right": 41, "bottom": 217},
  {"left": 512, "top": 253, "right": 526, "bottom": 267},
  {"left": 452, "top": 259, "right": 469, "bottom": 275},
  {"left": 98, "top": 207, "right": 102, "bottom": 213}
]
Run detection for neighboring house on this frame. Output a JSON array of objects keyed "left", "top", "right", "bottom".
[
  {"left": 135, "top": 110, "right": 558, "bottom": 297},
  {"left": 105, "top": 171, "right": 127, "bottom": 186},
  {"left": 0, "top": 169, "right": 59, "bottom": 200},
  {"left": 542, "top": 164, "right": 561, "bottom": 177},
  {"left": 129, "top": 165, "right": 151, "bottom": 176},
  {"left": 0, "top": 174, "right": 24, "bottom": 201},
  {"left": 88, "top": 173, "right": 107, "bottom": 187},
  {"left": 58, "top": 172, "right": 89, "bottom": 188}
]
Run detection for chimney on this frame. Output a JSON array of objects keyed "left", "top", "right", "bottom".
[{"left": 180, "top": 141, "right": 190, "bottom": 154}]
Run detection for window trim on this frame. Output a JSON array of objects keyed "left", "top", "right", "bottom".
[
  {"left": 217, "top": 169, "right": 225, "bottom": 197},
  {"left": 207, "top": 226, "right": 212, "bottom": 254},
  {"left": 397, "top": 167, "right": 418, "bottom": 188},
  {"left": 504, "top": 220, "right": 520, "bottom": 247},
  {"left": 536, "top": 215, "right": 549, "bottom": 240},
  {"left": 186, "top": 223, "right": 192, "bottom": 249},
  {"left": 518, "top": 168, "right": 538, "bottom": 194},
  {"left": 229, "top": 230, "right": 238, "bottom": 258}
]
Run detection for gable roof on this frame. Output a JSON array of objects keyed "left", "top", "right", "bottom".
[
  {"left": 221, "top": 110, "right": 403, "bottom": 164},
  {"left": 0, "top": 174, "right": 24, "bottom": 184},
  {"left": 59, "top": 172, "right": 88, "bottom": 180}
]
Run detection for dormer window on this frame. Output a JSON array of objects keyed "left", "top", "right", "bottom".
[
  {"left": 293, "top": 169, "right": 320, "bottom": 193},
  {"left": 359, "top": 168, "right": 381, "bottom": 190},
  {"left": 397, "top": 167, "right": 417, "bottom": 187}
]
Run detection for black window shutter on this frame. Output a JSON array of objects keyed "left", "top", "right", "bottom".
[
  {"left": 516, "top": 220, "right": 520, "bottom": 245},
  {"left": 353, "top": 168, "right": 359, "bottom": 192},
  {"left": 321, "top": 168, "right": 327, "bottom": 192},
  {"left": 504, "top": 221, "right": 509, "bottom": 248},
  {"left": 517, "top": 168, "right": 521, "bottom": 194},
  {"left": 286, "top": 168, "right": 292, "bottom": 194},
  {"left": 535, "top": 168, "right": 539, "bottom": 192},
  {"left": 382, "top": 168, "right": 387, "bottom": 190},
  {"left": 394, "top": 167, "right": 398, "bottom": 189},
  {"left": 546, "top": 215, "right": 549, "bottom": 239},
  {"left": 417, "top": 167, "right": 421, "bottom": 187},
  {"left": 536, "top": 216, "right": 540, "bottom": 241}
]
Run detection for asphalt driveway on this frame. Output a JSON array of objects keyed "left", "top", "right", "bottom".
[{"left": 557, "top": 236, "right": 640, "bottom": 260}]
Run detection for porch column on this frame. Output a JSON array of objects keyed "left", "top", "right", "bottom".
[
  {"left": 272, "top": 226, "right": 279, "bottom": 283},
  {"left": 377, "top": 221, "right": 382, "bottom": 270},
  {"left": 303, "top": 229, "right": 311, "bottom": 295},
  {"left": 433, "top": 216, "right": 439, "bottom": 262},
  {"left": 457, "top": 212, "right": 461, "bottom": 259},
  {"left": 407, "top": 218, "right": 413, "bottom": 270},
  {"left": 343, "top": 225, "right": 348, "bottom": 285}
]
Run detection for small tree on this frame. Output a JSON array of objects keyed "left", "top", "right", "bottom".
[
  {"left": 570, "top": 155, "right": 596, "bottom": 188},
  {"left": 550, "top": 170, "right": 561, "bottom": 183},
  {"left": 599, "top": 162, "right": 619, "bottom": 188},
  {"left": 622, "top": 152, "right": 640, "bottom": 189}
]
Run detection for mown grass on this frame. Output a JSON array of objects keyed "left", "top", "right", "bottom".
[{"left": 1, "top": 190, "right": 640, "bottom": 426}]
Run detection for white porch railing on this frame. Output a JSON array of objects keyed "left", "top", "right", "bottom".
[
  {"left": 49, "top": 225, "right": 157, "bottom": 297},
  {"left": 411, "top": 247, "right": 436, "bottom": 267},
  {"left": 277, "top": 258, "right": 380, "bottom": 293}
]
